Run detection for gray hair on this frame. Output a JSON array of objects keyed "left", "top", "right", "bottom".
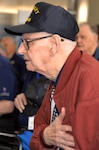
[{"left": 79, "top": 22, "right": 98, "bottom": 35}]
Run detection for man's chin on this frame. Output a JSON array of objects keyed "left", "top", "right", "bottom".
[
  {"left": 78, "top": 47, "right": 84, "bottom": 51},
  {"left": 26, "top": 65, "right": 35, "bottom": 72},
  {"left": 26, "top": 65, "right": 32, "bottom": 71}
]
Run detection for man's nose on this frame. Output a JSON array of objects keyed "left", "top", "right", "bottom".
[
  {"left": 76, "top": 37, "right": 81, "bottom": 44},
  {"left": 18, "top": 43, "right": 26, "bottom": 55}
]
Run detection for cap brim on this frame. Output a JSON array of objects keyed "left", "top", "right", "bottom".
[
  {"left": 23, "top": 103, "right": 39, "bottom": 116},
  {"left": 4, "top": 24, "right": 40, "bottom": 36}
]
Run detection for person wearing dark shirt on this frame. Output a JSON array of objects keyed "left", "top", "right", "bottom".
[{"left": 0, "top": 54, "right": 17, "bottom": 133}]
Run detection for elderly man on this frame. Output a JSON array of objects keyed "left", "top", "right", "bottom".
[
  {"left": 4, "top": 2, "right": 99, "bottom": 150},
  {"left": 76, "top": 22, "right": 99, "bottom": 60}
]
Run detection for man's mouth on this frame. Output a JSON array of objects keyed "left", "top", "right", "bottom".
[{"left": 25, "top": 59, "right": 29, "bottom": 61}]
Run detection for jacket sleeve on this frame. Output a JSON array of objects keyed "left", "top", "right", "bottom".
[{"left": 29, "top": 91, "right": 57, "bottom": 150}]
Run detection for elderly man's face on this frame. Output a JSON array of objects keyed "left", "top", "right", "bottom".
[
  {"left": 76, "top": 25, "right": 98, "bottom": 55},
  {"left": 18, "top": 32, "right": 55, "bottom": 79}
]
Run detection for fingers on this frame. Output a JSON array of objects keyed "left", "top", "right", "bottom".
[
  {"left": 65, "top": 132, "right": 74, "bottom": 142},
  {"left": 14, "top": 93, "right": 27, "bottom": 112},
  {"left": 59, "top": 144, "right": 75, "bottom": 150},
  {"left": 56, "top": 107, "right": 72, "bottom": 132},
  {"left": 43, "top": 107, "right": 75, "bottom": 149},
  {"left": 56, "top": 107, "right": 65, "bottom": 124},
  {"left": 63, "top": 145, "right": 75, "bottom": 150},
  {"left": 52, "top": 107, "right": 75, "bottom": 149},
  {"left": 60, "top": 133, "right": 75, "bottom": 147},
  {"left": 52, "top": 126, "right": 75, "bottom": 147},
  {"left": 60, "top": 124, "right": 72, "bottom": 133}
]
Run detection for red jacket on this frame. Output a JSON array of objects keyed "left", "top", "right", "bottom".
[{"left": 30, "top": 48, "right": 99, "bottom": 150}]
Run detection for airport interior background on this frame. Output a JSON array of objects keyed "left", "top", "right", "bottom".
[{"left": 0, "top": 0, "right": 99, "bottom": 39}]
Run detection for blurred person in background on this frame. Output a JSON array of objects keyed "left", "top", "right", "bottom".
[
  {"left": 14, "top": 72, "right": 50, "bottom": 150},
  {"left": 0, "top": 43, "right": 17, "bottom": 135},
  {"left": 76, "top": 22, "right": 99, "bottom": 60},
  {"left": 1, "top": 36, "right": 29, "bottom": 132},
  {"left": 14, "top": 71, "right": 47, "bottom": 130},
  {"left": 1, "top": 36, "right": 28, "bottom": 93}
]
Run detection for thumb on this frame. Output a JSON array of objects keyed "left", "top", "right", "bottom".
[{"left": 57, "top": 107, "right": 66, "bottom": 124}]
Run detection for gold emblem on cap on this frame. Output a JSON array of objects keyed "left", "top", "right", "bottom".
[
  {"left": 26, "top": 5, "right": 40, "bottom": 23},
  {"left": 33, "top": 6, "right": 40, "bottom": 14},
  {"left": 27, "top": 17, "right": 31, "bottom": 22}
]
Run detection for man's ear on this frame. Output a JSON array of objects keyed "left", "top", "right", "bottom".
[
  {"left": 49, "top": 34, "right": 62, "bottom": 54},
  {"left": 94, "top": 34, "right": 98, "bottom": 42}
]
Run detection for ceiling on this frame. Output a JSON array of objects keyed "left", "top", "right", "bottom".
[{"left": 0, "top": 0, "right": 68, "bottom": 14}]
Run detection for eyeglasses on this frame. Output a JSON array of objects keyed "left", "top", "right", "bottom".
[{"left": 21, "top": 35, "right": 53, "bottom": 50}]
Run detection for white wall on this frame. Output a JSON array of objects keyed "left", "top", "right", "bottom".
[
  {"left": 88, "top": 0, "right": 99, "bottom": 25},
  {"left": 18, "top": 10, "right": 31, "bottom": 24}
]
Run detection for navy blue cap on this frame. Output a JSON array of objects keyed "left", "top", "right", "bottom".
[{"left": 4, "top": 2, "right": 79, "bottom": 41}]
